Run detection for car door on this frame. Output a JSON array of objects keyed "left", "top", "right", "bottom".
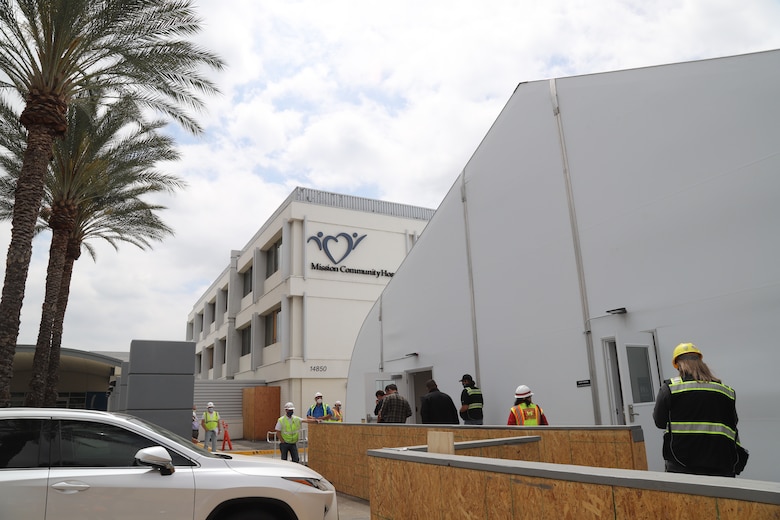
[
  {"left": 46, "top": 419, "right": 195, "bottom": 520},
  {"left": 0, "top": 418, "right": 48, "bottom": 519}
]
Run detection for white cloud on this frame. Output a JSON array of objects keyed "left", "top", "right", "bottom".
[{"left": 2, "top": 0, "right": 780, "bottom": 351}]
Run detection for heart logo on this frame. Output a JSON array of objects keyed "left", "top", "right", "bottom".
[
  {"left": 323, "top": 233, "right": 353, "bottom": 264},
  {"left": 308, "top": 231, "right": 367, "bottom": 265}
]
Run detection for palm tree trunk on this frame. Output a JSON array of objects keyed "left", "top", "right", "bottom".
[
  {"left": 44, "top": 238, "right": 80, "bottom": 407},
  {"left": 25, "top": 224, "right": 69, "bottom": 407},
  {"left": 0, "top": 125, "right": 58, "bottom": 407}
]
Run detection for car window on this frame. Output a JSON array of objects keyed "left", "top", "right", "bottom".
[
  {"left": 0, "top": 419, "right": 44, "bottom": 469},
  {"left": 55, "top": 420, "right": 193, "bottom": 468}
]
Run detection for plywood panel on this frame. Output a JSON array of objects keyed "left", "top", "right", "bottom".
[
  {"left": 614, "top": 488, "right": 717, "bottom": 520},
  {"left": 718, "top": 498, "right": 780, "bottom": 520},
  {"left": 241, "top": 386, "right": 280, "bottom": 441}
]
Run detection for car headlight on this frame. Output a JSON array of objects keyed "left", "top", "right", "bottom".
[{"left": 282, "top": 477, "right": 329, "bottom": 491}]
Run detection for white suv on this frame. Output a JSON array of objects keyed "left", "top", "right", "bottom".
[{"left": 0, "top": 408, "right": 338, "bottom": 520}]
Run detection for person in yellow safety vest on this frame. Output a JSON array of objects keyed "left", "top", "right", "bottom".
[
  {"left": 275, "top": 402, "right": 302, "bottom": 462},
  {"left": 653, "top": 342, "right": 748, "bottom": 477},
  {"left": 507, "top": 385, "right": 549, "bottom": 425},
  {"left": 330, "top": 401, "right": 343, "bottom": 422},
  {"left": 201, "top": 401, "right": 221, "bottom": 451},
  {"left": 306, "top": 391, "right": 332, "bottom": 423}
]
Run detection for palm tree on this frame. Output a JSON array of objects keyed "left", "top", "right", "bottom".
[
  {"left": 44, "top": 198, "right": 176, "bottom": 406},
  {"left": 0, "top": 0, "right": 223, "bottom": 405},
  {"left": 0, "top": 94, "right": 183, "bottom": 406}
]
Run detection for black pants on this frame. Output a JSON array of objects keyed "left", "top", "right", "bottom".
[{"left": 280, "top": 442, "right": 299, "bottom": 463}]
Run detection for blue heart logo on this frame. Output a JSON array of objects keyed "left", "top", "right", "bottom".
[
  {"left": 308, "top": 231, "right": 367, "bottom": 265},
  {"left": 323, "top": 233, "right": 353, "bottom": 264}
]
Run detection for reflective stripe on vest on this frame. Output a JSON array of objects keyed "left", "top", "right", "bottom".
[
  {"left": 204, "top": 411, "right": 219, "bottom": 430},
  {"left": 279, "top": 416, "right": 301, "bottom": 443},
  {"left": 511, "top": 403, "right": 541, "bottom": 425},
  {"left": 669, "top": 378, "right": 736, "bottom": 400},
  {"left": 465, "top": 387, "right": 483, "bottom": 411},
  {"left": 668, "top": 378, "right": 736, "bottom": 440},
  {"left": 308, "top": 403, "right": 330, "bottom": 417}
]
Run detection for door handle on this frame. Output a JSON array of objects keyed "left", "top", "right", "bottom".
[
  {"left": 627, "top": 404, "right": 640, "bottom": 423},
  {"left": 52, "top": 481, "right": 90, "bottom": 494}
]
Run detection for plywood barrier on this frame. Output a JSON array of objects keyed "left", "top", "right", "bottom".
[
  {"left": 306, "top": 423, "right": 646, "bottom": 500},
  {"left": 367, "top": 449, "right": 780, "bottom": 519}
]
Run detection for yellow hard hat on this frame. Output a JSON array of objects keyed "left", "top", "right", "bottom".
[{"left": 672, "top": 342, "right": 702, "bottom": 369}]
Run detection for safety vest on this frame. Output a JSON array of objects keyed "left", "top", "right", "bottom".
[
  {"left": 278, "top": 415, "right": 301, "bottom": 443},
  {"left": 203, "top": 411, "right": 220, "bottom": 431},
  {"left": 463, "top": 387, "right": 483, "bottom": 417},
  {"left": 665, "top": 377, "right": 739, "bottom": 472},
  {"left": 308, "top": 403, "right": 330, "bottom": 418},
  {"left": 510, "top": 402, "right": 543, "bottom": 425},
  {"left": 330, "top": 408, "right": 343, "bottom": 422}
]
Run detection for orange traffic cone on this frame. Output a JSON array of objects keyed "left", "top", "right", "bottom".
[{"left": 221, "top": 420, "right": 233, "bottom": 451}]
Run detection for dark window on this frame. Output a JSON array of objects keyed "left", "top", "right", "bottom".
[
  {"left": 0, "top": 419, "right": 44, "bottom": 468},
  {"left": 55, "top": 420, "right": 191, "bottom": 467},
  {"left": 265, "top": 238, "right": 282, "bottom": 278},
  {"left": 242, "top": 266, "right": 253, "bottom": 297},
  {"left": 264, "top": 309, "right": 280, "bottom": 346},
  {"left": 241, "top": 326, "right": 252, "bottom": 356}
]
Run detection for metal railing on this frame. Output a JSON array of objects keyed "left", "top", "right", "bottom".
[{"left": 266, "top": 428, "right": 308, "bottom": 464}]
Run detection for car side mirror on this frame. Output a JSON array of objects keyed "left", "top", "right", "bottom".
[{"left": 135, "top": 446, "right": 176, "bottom": 475}]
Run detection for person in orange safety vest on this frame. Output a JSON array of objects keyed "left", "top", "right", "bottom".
[{"left": 507, "top": 385, "right": 548, "bottom": 425}]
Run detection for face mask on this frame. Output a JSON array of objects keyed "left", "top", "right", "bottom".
[
  {"left": 208, "top": 407, "right": 213, "bottom": 412},
  {"left": 286, "top": 410, "right": 293, "bottom": 417},
  {"left": 316, "top": 398, "right": 322, "bottom": 404}
]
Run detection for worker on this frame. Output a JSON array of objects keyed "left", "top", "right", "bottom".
[
  {"left": 306, "top": 391, "right": 333, "bottom": 423},
  {"left": 331, "top": 401, "right": 344, "bottom": 422},
  {"left": 275, "top": 402, "right": 302, "bottom": 463},
  {"left": 653, "top": 343, "right": 748, "bottom": 476},
  {"left": 507, "top": 385, "right": 548, "bottom": 425}
]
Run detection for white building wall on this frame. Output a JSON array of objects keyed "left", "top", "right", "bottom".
[
  {"left": 346, "top": 50, "right": 780, "bottom": 482},
  {"left": 188, "top": 187, "right": 432, "bottom": 424}
]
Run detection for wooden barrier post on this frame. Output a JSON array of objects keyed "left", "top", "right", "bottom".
[{"left": 427, "top": 431, "right": 454, "bottom": 454}]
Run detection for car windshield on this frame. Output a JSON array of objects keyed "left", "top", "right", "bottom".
[{"left": 118, "top": 413, "right": 220, "bottom": 457}]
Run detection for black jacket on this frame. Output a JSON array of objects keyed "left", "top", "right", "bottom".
[{"left": 420, "top": 389, "right": 459, "bottom": 424}]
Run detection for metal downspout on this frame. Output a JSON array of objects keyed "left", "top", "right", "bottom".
[
  {"left": 549, "top": 79, "right": 601, "bottom": 424},
  {"left": 461, "top": 173, "right": 481, "bottom": 385}
]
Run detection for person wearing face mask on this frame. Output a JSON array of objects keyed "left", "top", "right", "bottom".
[
  {"left": 201, "top": 402, "right": 221, "bottom": 452},
  {"left": 275, "top": 402, "right": 302, "bottom": 462},
  {"left": 306, "top": 392, "right": 332, "bottom": 423}
]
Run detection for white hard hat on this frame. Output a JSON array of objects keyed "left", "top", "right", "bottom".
[
  {"left": 514, "top": 385, "right": 533, "bottom": 399},
  {"left": 207, "top": 402, "right": 214, "bottom": 407},
  {"left": 314, "top": 392, "right": 323, "bottom": 398},
  {"left": 335, "top": 401, "right": 342, "bottom": 406},
  {"left": 284, "top": 402, "right": 295, "bottom": 410}
]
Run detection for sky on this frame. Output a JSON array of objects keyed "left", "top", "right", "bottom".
[{"left": 2, "top": 0, "right": 780, "bottom": 352}]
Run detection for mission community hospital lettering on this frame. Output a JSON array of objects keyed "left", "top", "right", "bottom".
[{"left": 308, "top": 231, "right": 395, "bottom": 279}]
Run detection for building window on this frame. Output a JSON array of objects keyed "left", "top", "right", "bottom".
[
  {"left": 240, "top": 326, "right": 252, "bottom": 357},
  {"left": 205, "top": 347, "right": 214, "bottom": 370},
  {"left": 265, "top": 238, "right": 282, "bottom": 278},
  {"left": 220, "top": 288, "right": 228, "bottom": 314},
  {"left": 264, "top": 309, "right": 280, "bottom": 346},
  {"left": 242, "top": 266, "right": 253, "bottom": 297},
  {"left": 207, "top": 301, "right": 215, "bottom": 324}
]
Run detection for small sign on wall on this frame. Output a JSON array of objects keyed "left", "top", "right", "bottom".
[{"left": 576, "top": 379, "right": 591, "bottom": 388}]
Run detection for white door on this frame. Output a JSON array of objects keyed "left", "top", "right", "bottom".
[
  {"left": 611, "top": 331, "right": 664, "bottom": 472},
  {"left": 364, "top": 372, "right": 396, "bottom": 422}
]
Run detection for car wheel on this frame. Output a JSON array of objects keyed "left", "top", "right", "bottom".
[{"left": 225, "top": 509, "right": 280, "bottom": 520}]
